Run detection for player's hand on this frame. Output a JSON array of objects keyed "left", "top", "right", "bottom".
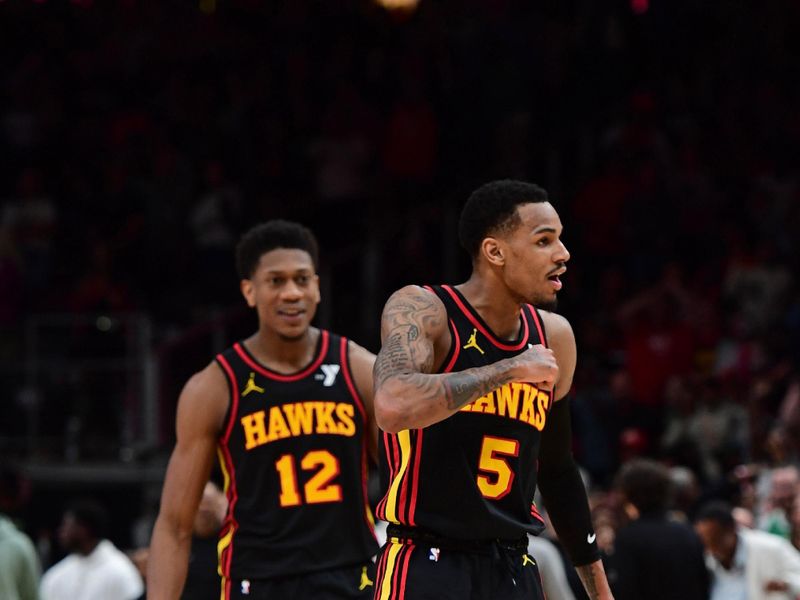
[{"left": 508, "top": 344, "right": 558, "bottom": 390}]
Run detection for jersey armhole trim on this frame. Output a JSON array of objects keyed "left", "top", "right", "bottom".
[
  {"left": 214, "top": 354, "right": 239, "bottom": 445},
  {"left": 526, "top": 304, "right": 548, "bottom": 348},
  {"left": 422, "top": 285, "right": 458, "bottom": 373},
  {"left": 441, "top": 319, "right": 460, "bottom": 373},
  {"left": 526, "top": 305, "right": 557, "bottom": 404},
  {"left": 340, "top": 337, "right": 367, "bottom": 422},
  {"left": 214, "top": 353, "right": 241, "bottom": 579}
]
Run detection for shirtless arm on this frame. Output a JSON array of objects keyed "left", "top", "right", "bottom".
[
  {"left": 146, "top": 362, "right": 229, "bottom": 600},
  {"left": 373, "top": 285, "right": 559, "bottom": 433},
  {"left": 347, "top": 340, "right": 378, "bottom": 463},
  {"left": 537, "top": 312, "right": 614, "bottom": 600}
]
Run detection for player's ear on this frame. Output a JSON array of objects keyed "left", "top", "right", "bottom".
[
  {"left": 240, "top": 279, "right": 256, "bottom": 307},
  {"left": 312, "top": 274, "right": 321, "bottom": 305},
  {"left": 481, "top": 237, "right": 505, "bottom": 266}
]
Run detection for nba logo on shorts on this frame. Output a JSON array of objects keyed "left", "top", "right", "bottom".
[
  {"left": 429, "top": 547, "right": 440, "bottom": 562},
  {"left": 241, "top": 579, "right": 251, "bottom": 595}
]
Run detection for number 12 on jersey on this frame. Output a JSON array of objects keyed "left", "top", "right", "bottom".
[
  {"left": 275, "top": 450, "right": 343, "bottom": 507},
  {"left": 477, "top": 435, "right": 519, "bottom": 500}
]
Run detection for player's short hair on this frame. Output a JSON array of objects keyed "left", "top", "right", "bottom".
[
  {"left": 458, "top": 180, "right": 549, "bottom": 259},
  {"left": 694, "top": 500, "right": 736, "bottom": 528},
  {"left": 615, "top": 458, "right": 673, "bottom": 515},
  {"left": 236, "top": 220, "right": 319, "bottom": 279},
  {"left": 67, "top": 498, "right": 110, "bottom": 540}
]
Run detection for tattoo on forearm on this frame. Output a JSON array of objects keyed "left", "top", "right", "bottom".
[
  {"left": 440, "top": 368, "right": 514, "bottom": 410},
  {"left": 439, "top": 350, "right": 537, "bottom": 409},
  {"left": 576, "top": 564, "right": 601, "bottom": 599}
]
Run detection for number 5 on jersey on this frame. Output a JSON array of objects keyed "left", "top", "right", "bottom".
[
  {"left": 276, "top": 450, "right": 343, "bottom": 507},
  {"left": 477, "top": 436, "right": 519, "bottom": 500}
]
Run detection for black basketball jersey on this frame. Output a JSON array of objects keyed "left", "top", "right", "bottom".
[
  {"left": 214, "top": 329, "right": 377, "bottom": 584},
  {"left": 376, "top": 285, "right": 553, "bottom": 540}
]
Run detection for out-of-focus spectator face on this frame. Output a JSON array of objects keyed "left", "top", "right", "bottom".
[
  {"left": 769, "top": 466, "right": 800, "bottom": 511},
  {"left": 695, "top": 519, "right": 737, "bottom": 565},
  {"left": 733, "top": 464, "right": 759, "bottom": 511},
  {"left": 765, "top": 428, "right": 791, "bottom": 464},
  {"left": 592, "top": 505, "right": 620, "bottom": 553},
  {"left": 669, "top": 465, "right": 700, "bottom": 515},
  {"left": 732, "top": 506, "right": 754, "bottom": 529},
  {"left": 619, "top": 427, "right": 649, "bottom": 462},
  {"left": 58, "top": 511, "right": 86, "bottom": 553}
]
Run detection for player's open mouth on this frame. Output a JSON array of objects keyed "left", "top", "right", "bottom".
[
  {"left": 278, "top": 309, "right": 305, "bottom": 318},
  {"left": 547, "top": 268, "right": 566, "bottom": 291}
]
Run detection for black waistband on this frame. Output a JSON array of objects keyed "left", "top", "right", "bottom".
[{"left": 385, "top": 524, "right": 528, "bottom": 554}]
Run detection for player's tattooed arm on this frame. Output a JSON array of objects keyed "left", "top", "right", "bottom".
[
  {"left": 373, "top": 286, "right": 557, "bottom": 431},
  {"left": 576, "top": 562, "right": 615, "bottom": 600}
]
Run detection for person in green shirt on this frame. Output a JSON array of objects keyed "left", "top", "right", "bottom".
[{"left": 0, "top": 465, "right": 41, "bottom": 600}]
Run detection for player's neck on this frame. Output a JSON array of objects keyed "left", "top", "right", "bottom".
[
  {"left": 76, "top": 538, "right": 101, "bottom": 557},
  {"left": 456, "top": 276, "right": 522, "bottom": 341},
  {"left": 246, "top": 327, "right": 319, "bottom": 372}
]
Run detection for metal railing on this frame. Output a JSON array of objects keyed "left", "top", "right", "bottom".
[{"left": 0, "top": 312, "right": 158, "bottom": 464}]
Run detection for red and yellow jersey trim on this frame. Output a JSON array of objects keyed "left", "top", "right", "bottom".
[
  {"left": 375, "top": 428, "right": 423, "bottom": 526},
  {"left": 214, "top": 354, "right": 241, "bottom": 599},
  {"left": 340, "top": 336, "right": 377, "bottom": 539},
  {"left": 375, "top": 538, "right": 414, "bottom": 600}
]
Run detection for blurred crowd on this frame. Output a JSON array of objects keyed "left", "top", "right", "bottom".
[{"left": 1, "top": 0, "right": 800, "bottom": 597}]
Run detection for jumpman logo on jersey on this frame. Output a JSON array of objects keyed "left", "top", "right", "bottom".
[
  {"left": 242, "top": 372, "right": 265, "bottom": 397},
  {"left": 463, "top": 329, "right": 485, "bottom": 354},
  {"left": 358, "top": 565, "right": 374, "bottom": 590},
  {"left": 522, "top": 555, "right": 536, "bottom": 567}
]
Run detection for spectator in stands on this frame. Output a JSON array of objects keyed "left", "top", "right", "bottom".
[
  {"left": 40, "top": 499, "right": 143, "bottom": 600},
  {"left": 606, "top": 458, "right": 709, "bottom": 600},
  {"left": 758, "top": 465, "right": 800, "bottom": 541},
  {"left": 791, "top": 490, "right": 800, "bottom": 551},
  {"left": 0, "top": 464, "right": 40, "bottom": 600},
  {"left": 695, "top": 500, "right": 800, "bottom": 600}
]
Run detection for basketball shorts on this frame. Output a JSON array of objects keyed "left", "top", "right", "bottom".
[
  {"left": 224, "top": 561, "right": 376, "bottom": 600},
  {"left": 374, "top": 527, "right": 545, "bottom": 600}
]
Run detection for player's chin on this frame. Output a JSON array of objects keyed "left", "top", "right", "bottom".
[
  {"left": 278, "top": 326, "right": 308, "bottom": 342},
  {"left": 539, "top": 298, "right": 558, "bottom": 312},
  {"left": 531, "top": 291, "right": 558, "bottom": 312},
  {"left": 275, "top": 321, "right": 311, "bottom": 341}
]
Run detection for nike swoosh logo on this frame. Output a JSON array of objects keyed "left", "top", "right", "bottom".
[{"left": 587, "top": 533, "right": 596, "bottom": 544}]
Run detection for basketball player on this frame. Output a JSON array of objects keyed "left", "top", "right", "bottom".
[
  {"left": 147, "top": 220, "right": 378, "bottom": 599},
  {"left": 372, "top": 180, "right": 614, "bottom": 599}
]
